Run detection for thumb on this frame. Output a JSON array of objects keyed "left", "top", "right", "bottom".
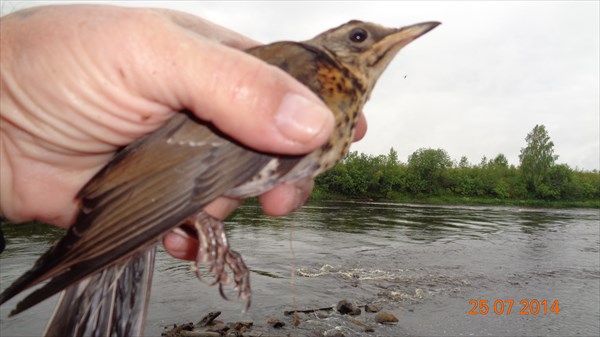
[{"left": 128, "top": 11, "right": 334, "bottom": 155}]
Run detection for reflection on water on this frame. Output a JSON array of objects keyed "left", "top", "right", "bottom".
[{"left": 0, "top": 202, "right": 598, "bottom": 336}]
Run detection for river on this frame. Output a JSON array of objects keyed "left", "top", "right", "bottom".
[{"left": 1, "top": 202, "right": 599, "bottom": 336}]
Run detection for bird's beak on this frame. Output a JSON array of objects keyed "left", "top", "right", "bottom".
[
  {"left": 367, "top": 21, "right": 441, "bottom": 79},
  {"left": 379, "top": 21, "right": 441, "bottom": 55}
]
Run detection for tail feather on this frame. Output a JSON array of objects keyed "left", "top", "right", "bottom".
[{"left": 43, "top": 246, "right": 156, "bottom": 337}]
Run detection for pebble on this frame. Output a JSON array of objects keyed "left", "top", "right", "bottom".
[
  {"left": 267, "top": 317, "right": 285, "bottom": 328},
  {"left": 205, "top": 321, "right": 226, "bottom": 333},
  {"left": 323, "top": 327, "right": 346, "bottom": 337},
  {"left": 365, "top": 304, "right": 381, "bottom": 313},
  {"left": 316, "top": 310, "right": 330, "bottom": 319},
  {"left": 162, "top": 322, "right": 194, "bottom": 337},
  {"left": 374, "top": 311, "right": 399, "bottom": 324},
  {"left": 181, "top": 332, "right": 220, "bottom": 337},
  {"left": 348, "top": 317, "right": 375, "bottom": 333},
  {"left": 227, "top": 321, "right": 253, "bottom": 332},
  {"left": 196, "top": 311, "right": 221, "bottom": 327},
  {"left": 336, "top": 299, "right": 361, "bottom": 316}
]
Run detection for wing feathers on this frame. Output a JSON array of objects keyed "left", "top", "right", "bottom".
[{"left": 0, "top": 112, "right": 273, "bottom": 311}]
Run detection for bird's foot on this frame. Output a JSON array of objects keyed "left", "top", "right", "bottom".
[{"left": 188, "top": 212, "right": 251, "bottom": 310}]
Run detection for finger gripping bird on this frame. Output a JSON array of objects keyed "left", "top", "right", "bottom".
[{"left": 0, "top": 20, "right": 439, "bottom": 336}]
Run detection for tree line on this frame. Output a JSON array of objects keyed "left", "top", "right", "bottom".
[{"left": 315, "top": 125, "right": 600, "bottom": 205}]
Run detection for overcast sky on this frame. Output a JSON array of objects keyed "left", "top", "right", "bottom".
[{"left": 3, "top": 1, "right": 599, "bottom": 170}]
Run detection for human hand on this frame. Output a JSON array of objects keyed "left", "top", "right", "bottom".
[{"left": 0, "top": 5, "right": 367, "bottom": 260}]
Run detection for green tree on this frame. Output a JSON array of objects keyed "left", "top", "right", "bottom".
[
  {"left": 490, "top": 154, "right": 509, "bottom": 168},
  {"left": 519, "top": 125, "right": 558, "bottom": 195},
  {"left": 541, "top": 164, "right": 574, "bottom": 199},
  {"left": 479, "top": 156, "right": 488, "bottom": 168},
  {"left": 406, "top": 148, "right": 452, "bottom": 194},
  {"left": 458, "top": 156, "right": 470, "bottom": 168},
  {"left": 571, "top": 170, "right": 600, "bottom": 199},
  {"left": 387, "top": 147, "right": 399, "bottom": 164},
  {"left": 487, "top": 154, "right": 512, "bottom": 198},
  {"left": 379, "top": 148, "right": 403, "bottom": 198}
]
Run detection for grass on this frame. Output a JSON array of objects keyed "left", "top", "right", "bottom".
[{"left": 309, "top": 190, "right": 600, "bottom": 209}]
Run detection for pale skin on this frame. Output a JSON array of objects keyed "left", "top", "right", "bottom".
[{"left": 0, "top": 5, "right": 367, "bottom": 261}]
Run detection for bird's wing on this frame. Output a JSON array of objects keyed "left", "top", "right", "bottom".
[
  {"left": 247, "top": 42, "right": 323, "bottom": 90},
  {"left": 43, "top": 246, "right": 156, "bottom": 337},
  {"left": 0, "top": 112, "right": 274, "bottom": 314}
]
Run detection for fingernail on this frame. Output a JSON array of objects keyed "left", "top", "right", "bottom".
[
  {"left": 168, "top": 229, "right": 190, "bottom": 249},
  {"left": 275, "top": 93, "right": 333, "bottom": 144}
]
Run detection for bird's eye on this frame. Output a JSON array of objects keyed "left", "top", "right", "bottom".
[{"left": 349, "top": 28, "right": 368, "bottom": 43}]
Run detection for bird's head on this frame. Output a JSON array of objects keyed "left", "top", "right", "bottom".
[{"left": 305, "top": 20, "right": 440, "bottom": 95}]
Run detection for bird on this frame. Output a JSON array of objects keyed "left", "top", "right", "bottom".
[{"left": 0, "top": 19, "right": 439, "bottom": 336}]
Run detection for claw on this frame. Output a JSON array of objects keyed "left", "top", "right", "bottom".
[{"left": 186, "top": 212, "right": 252, "bottom": 309}]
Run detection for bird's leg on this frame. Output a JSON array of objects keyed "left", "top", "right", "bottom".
[{"left": 187, "top": 212, "right": 251, "bottom": 309}]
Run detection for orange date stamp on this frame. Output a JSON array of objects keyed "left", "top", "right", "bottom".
[{"left": 468, "top": 299, "right": 560, "bottom": 315}]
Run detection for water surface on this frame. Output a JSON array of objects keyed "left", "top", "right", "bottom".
[{"left": 1, "top": 202, "right": 598, "bottom": 336}]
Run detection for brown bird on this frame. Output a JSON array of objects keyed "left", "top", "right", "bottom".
[{"left": 0, "top": 20, "right": 439, "bottom": 336}]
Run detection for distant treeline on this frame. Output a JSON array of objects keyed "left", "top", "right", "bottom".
[{"left": 314, "top": 125, "right": 600, "bottom": 207}]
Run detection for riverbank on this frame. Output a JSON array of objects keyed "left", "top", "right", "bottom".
[{"left": 308, "top": 190, "right": 600, "bottom": 209}]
